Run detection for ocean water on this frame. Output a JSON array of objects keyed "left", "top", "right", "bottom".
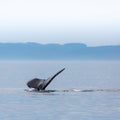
[{"left": 0, "top": 61, "right": 120, "bottom": 120}]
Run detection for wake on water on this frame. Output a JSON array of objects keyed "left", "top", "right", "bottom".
[
  {"left": 1, "top": 88, "right": 120, "bottom": 93},
  {"left": 24, "top": 88, "right": 120, "bottom": 93}
]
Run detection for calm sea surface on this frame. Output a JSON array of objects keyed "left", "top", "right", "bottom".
[{"left": 0, "top": 61, "right": 120, "bottom": 120}]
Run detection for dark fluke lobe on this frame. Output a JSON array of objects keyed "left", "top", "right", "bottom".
[{"left": 27, "top": 68, "right": 65, "bottom": 91}]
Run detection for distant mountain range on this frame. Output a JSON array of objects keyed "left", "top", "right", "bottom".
[{"left": 0, "top": 42, "right": 120, "bottom": 60}]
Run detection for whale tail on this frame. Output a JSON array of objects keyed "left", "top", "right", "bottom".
[{"left": 27, "top": 68, "right": 65, "bottom": 90}]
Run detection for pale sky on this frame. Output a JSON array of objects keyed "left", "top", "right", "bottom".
[{"left": 0, "top": 0, "right": 120, "bottom": 46}]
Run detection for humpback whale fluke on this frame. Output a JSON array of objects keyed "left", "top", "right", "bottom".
[{"left": 27, "top": 68, "right": 65, "bottom": 91}]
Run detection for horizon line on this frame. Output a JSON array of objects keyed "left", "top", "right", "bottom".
[{"left": 0, "top": 42, "right": 120, "bottom": 47}]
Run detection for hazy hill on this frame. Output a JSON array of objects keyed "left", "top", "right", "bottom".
[{"left": 0, "top": 42, "right": 120, "bottom": 60}]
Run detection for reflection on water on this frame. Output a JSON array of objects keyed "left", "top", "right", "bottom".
[{"left": 0, "top": 87, "right": 120, "bottom": 120}]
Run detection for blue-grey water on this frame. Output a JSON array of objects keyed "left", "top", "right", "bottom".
[{"left": 0, "top": 61, "right": 120, "bottom": 120}]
